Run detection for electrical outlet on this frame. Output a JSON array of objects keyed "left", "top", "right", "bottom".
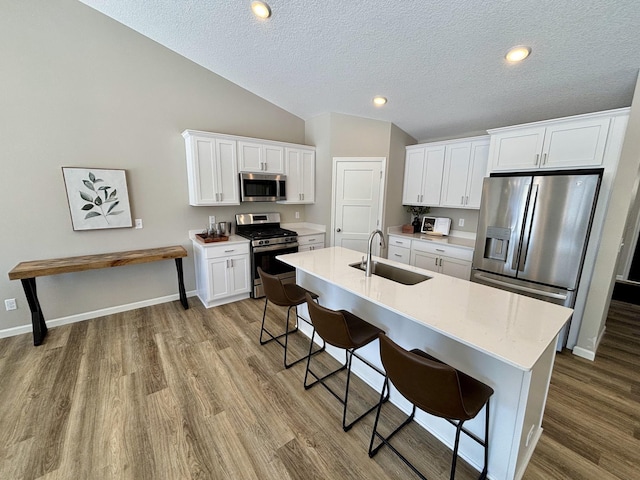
[
  {"left": 295, "top": 211, "right": 300, "bottom": 219},
  {"left": 5, "top": 298, "right": 17, "bottom": 311},
  {"left": 209, "top": 215, "right": 216, "bottom": 227},
  {"left": 458, "top": 218, "right": 465, "bottom": 227},
  {"left": 135, "top": 218, "right": 143, "bottom": 229}
]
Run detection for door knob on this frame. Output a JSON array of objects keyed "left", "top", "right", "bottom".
[{"left": 336, "top": 228, "right": 341, "bottom": 232}]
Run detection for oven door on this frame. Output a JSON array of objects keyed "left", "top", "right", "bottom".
[{"left": 251, "top": 243, "right": 299, "bottom": 297}]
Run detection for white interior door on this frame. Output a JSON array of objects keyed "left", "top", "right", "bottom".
[{"left": 332, "top": 158, "right": 385, "bottom": 254}]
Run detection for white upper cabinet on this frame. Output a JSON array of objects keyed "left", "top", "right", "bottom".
[
  {"left": 282, "top": 147, "right": 315, "bottom": 204},
  {"left": 440, "top": 139, "right": 489, "bottom": 208},
  {"left": 489, "top": 114, "right": 612, "bottom": 172},
  {"left": 182, "top": 130, "right": 239, "bottom": 206},
  {"left": 238, "top": 141, "right": 284, "bottom": 174},
  {"left": 403, "top": 136, "right": 488, "bottom": 209},
  {"left": 402, "top": 145, "right": 445, "bottom": 205}
]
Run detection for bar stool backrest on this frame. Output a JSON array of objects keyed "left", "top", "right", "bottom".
[
  {"left": 305, "top": 293, "right": 355, "bottom": 349},
  {"left": 379, "top": 334, "right": 471, "bottom": 420},
  {"left": 258, "top": 267, "right": 291, "bottom": 306}
]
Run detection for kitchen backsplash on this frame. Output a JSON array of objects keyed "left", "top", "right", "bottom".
[{"left": 424, "top": 207, "right": 479, "bottom": 233}]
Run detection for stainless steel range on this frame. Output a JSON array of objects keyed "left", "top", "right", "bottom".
[{"left": 235, "top": 213, "right": 298, "bottom": 298}]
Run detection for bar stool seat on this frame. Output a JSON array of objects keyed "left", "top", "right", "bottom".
[
  {"left": 304, "top": 293, "right": 389, "bottom": 431},
  {"left": 258, "top": 267, "right": 324, "bottom": 368},
  {"left": 369, "top": 334, "right": 493, "bottom": 480}
]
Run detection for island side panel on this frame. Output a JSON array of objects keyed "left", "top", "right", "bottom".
[
  {"left": 514, "top": 339, "right": 558, "bottom": 480},
  {"left": 297, "top": 269, "right": 532, "bottom": 480}
]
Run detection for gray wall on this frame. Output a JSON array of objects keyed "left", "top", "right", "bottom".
[
  {"left": 305, "top": 112, "right": 409, "bottom": 239},
  {"left": 0, "top": 0, "right": 307, "bottom": 331}
]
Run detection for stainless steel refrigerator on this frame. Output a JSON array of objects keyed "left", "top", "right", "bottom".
[{"left": 471, "top": 170, "right": 602, "bottom": 349}]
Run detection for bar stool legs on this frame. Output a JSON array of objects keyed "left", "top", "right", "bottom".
[
  {"left": 259, "top": 298, "right": 325, "bottom": 369},
  {"left": 304, "top": 329, "right": 390, "bottom": 431}
]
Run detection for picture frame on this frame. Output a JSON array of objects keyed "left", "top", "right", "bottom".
[{"left": 62, "top": 167, "right": 133, "bottom": 231}]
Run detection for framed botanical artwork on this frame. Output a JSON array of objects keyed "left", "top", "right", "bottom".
[{"left": 62, "top": 167, "right": 133, "bottom": 230}]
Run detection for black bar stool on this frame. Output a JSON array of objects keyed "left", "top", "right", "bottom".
[
  {"left": 369, "top": 334, "right": 493, "bottom": 480},
  {"left": 304, "top": 293, "right": 389, "bottom": 431},
  {"left": 258, "top": 267, "right": 325, "bottom": 368}
]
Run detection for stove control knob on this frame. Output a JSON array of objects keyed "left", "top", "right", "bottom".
[
  {"left": 264, "top": 240, "right": 270, "bottom": 245},
  {"left": 258, "top": 240, "right": 264, "bottom": 245}
]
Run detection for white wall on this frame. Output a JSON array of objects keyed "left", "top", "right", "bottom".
[
  {"left": 0, "top": 0, "right": 307, "bottom": 331},
  {"left": 575, "top": 74, "right": 640, "bottom": 356}
]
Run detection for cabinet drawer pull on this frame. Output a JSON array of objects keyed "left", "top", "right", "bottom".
[
  {"left": 224, "top": 249, "right": 235, "bottom": 253},
  {"left": 436, "top": 248, "right": 445, "bottom": 252},
  {"left": 394, "top": 253, "right": 402, "bottom": 257}
]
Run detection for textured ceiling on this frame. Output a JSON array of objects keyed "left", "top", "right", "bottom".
[{"left": 79, "top": 0, "right": 640, "bottom": 142}]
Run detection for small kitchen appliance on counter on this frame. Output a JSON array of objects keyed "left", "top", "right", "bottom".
[{"left": 421, "top": 217, "right": 451, "bottom": 236}]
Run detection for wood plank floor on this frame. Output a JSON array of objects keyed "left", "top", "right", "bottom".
[{"left": 0, "top": 298, "right": 638, "bottom": 479}]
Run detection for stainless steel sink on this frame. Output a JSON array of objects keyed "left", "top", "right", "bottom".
[{"left": 349, "top": 261, "right": 432, "bottom": 285}]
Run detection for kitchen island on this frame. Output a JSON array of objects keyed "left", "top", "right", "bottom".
[{"left": 278, "top": 246, "right": 572, "bottom": 480}]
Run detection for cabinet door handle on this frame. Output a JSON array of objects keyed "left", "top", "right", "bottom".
[
  {"left": 465, "top": 196, "right": 469, "bottom": 205},
  {"left": 417, "top": 194, "right": 420, "bottom": 202},
  {"left": 229, "top": 259, "right": 233, "bottom": 268},
  {"left": 302, "top": 193, "right": 304, "bottom": 200},
  {"left": 336, "top": 228, "right": 341, "bottom": 232},
  {"left": 535, "top": 153, "right": 540, "bottom": 165},
  {"left": 439, "top": 258, "right": 443, "bottom": 267},
  {"left": 226, "top": 259, "right": 230, "bottom": 268},
  {"left": 420, "top": 194, "right": 423, "bottom": 202},
  {"left": 461, "top": 195, "right": 464, "bottom": 205},
  {"left": 435, "top": 258, "right": 438, "bottom": 266},
  {"left": 542, "top": 153, "right": 547, "bottom": 165}
]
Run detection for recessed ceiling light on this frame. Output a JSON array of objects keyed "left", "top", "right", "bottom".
[
  {"left": 505, "top": 46, "right": 531, "bottom": 62},
  {"left": 373, "top": 96, "right": 387, "bottom": 106},
  {"left": 251, "top": 1, "right": 271, "bottom": 19}
]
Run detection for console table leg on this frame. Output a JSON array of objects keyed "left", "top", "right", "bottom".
[
  {"left": 175, "top": 258, "right": 189, "bottom": 309},
  {"left": 20, "top": 278, "right": 47, "bottom": 346}
]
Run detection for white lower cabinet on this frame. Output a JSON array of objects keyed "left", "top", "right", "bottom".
[
  {"left": 387, "top": 235, "right": 411, "bottom": 265},
  {"left": 410, "top": 239, "right": 473, "bottom": 280},
  {"left": 298, "top": 233, "right": 325, "bottom": 252},
  {"left": 193, "top": 240, "right": 251, "bottom": 307}
]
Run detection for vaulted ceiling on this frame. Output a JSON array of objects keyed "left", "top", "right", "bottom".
[{"left": 79, "top": 0, "right": 640, "bottom": 142}]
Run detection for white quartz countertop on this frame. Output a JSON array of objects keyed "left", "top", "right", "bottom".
[
  {"left": 291, "top": 227, "right": 325, "bottom": 236},
  {"left": 278, "top": 247, "right": 572, "bottom": 371},
  {"left": 388, "top": 231, "right": 476, "bottom": 249},
  {"left": 189, "top": 231, "right": 249, "bottom": 246}
]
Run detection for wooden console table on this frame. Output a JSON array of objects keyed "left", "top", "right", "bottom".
[{"left": 8, "top": 246, "right": 189, "bottom": 346}]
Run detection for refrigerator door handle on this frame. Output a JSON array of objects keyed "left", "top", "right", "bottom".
[
  {"left": 473, "top": 272, "right": 568, "bottom": 300},
  {"left": 511, "top": 183, "right": 533, "bottom": 271},
  {"left": 518, "top": 183, "right": 539, "bottom": 272}
]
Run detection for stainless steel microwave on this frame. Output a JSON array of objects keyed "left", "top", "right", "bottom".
[{"left": 239, "top": 172, "right": 286, "bottom": 202}]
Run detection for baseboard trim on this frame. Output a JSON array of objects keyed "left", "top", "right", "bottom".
[{"left": 0, "top": 290, "right": 197, "bottom": 339}]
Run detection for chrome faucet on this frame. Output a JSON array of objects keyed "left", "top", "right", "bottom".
[{"left": 365, "top": 229, "right": 385, "bottom": 277}]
